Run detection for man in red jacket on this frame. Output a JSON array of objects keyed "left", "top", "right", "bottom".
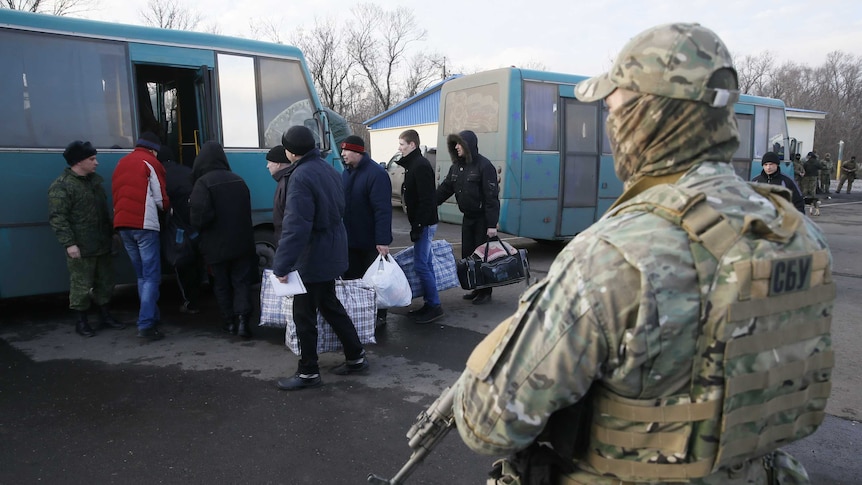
[{"left": 112, "top": 132, "right": 170, "bottom": 341}]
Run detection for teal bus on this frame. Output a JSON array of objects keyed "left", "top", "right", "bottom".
[
  {"left": 435, "top": 67, "right": 796, "bottom": 241},
  {"left": 0, "top": 9, "right": 339, "bottom": 299}
]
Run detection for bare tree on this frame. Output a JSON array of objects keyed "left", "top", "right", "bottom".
[
  {"left": 2, "top": 0, "right": 97, "bottom": 15},
  {"left": 735, "top": 51, "right": 776, "bottom": 95},
  {"left": 348, "top": 3, "right": 428, "bottom": 112},
  {"left": 140, "top": 0, "right": 201, "bottom": 30},
  {"left": 248, "top": 16, "right": 284, "bottom": 44},
  {"left": 292, "top": 16, "right": 359, "bottom": 116}
]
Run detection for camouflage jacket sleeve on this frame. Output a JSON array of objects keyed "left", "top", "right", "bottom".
[
  {"left": 453, "top": 236, "right": 641, "bottom": 456},
  {"left": 47, "top": 177, "right": 75, "bottom": 248}
]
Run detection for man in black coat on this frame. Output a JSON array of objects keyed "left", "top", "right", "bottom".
[
  {"left": 265, "top": 144, "right": 294, "bottom": 243},
  {"left": 437, "top": 130, "right": 500, "bottom": 305},
  {"left": 397, "top": 129, "right": 444, "bottom": 324},
  {"left": 189, "top": 141, "right": 257, "bottom": 338},
  {"left": 751, "top": 151, "right": 805, "bottom": 213},
  {"left": 273, "top": 126, "right": 369, "bottom": 391}
]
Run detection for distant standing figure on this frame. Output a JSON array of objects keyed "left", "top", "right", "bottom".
[
  {"left": 837, "top": 155, "right": 858, "bottom": 193},
  {"left": 819, "top": 153, "right": 833, "bottom": 194},
  {"left": 189, "top": 141, "right": 256, "bottom": 338},
  {"left": 112, "top": 132, "right": 170, "bottom": 341},
  {"left": 437, "top": 130, "right": 500, "bottom": 305},
  {"left": 801, "top": 152, "right": 824, "bottom": 216},
  {"left": 339, "top": 135, "right": 393, "bottom": 330},
  {"left": 48, "top": 140, "right": 126, "bottom": 337},
  {"left": 792, "top": 153, "right": 805, "bottom": 186},
  {"left": 265, "top": 145, "right": 295, "bottom": 245}
]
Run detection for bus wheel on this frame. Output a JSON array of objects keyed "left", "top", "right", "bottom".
[{"left": 255, "top": 228, "right": 277, "bottom": 278}]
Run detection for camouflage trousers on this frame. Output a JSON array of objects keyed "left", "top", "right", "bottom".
[
  {"left": 837, "top": 173, "right": 856, "bottom": 193},
  {"left": 66, "top": 253, "right": 114, "bottom": 311},
  {"left": 818, "top": 173, "right": 831, "bottom": 193},
  {"left": 800, "top": 177, "right": 819, "bottom": 198}
]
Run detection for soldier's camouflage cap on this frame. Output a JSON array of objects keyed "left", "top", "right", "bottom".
[{"left": 575, "top": 23, "right": 739, "bottom": 107}]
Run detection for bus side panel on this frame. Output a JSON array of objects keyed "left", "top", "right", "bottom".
[
  {"left": 128, "top": 43, "right": 214, "bottom": 67},
  {"left": 560, "top": 207, "right": 601, "bottom": 237},
  {"left": 521, "top": 152, "right": 560, "bottom": 199},
  {"left": 519, "top": 200, "right": 558, "bottom": 240},
  {"left": 0, "top": 226, "right": 71, "bottom": 298}
]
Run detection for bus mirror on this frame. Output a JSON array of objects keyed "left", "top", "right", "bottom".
[{"left": 312, "top": 109, "right": 332, "bottom": 155}]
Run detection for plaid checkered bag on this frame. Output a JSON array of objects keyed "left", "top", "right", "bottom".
[
  {"left": 259, "top": 269, "right": 288, "bottom": 328},
  {"left": 392, "top": 239, "right": 459, "bottom": 299},
  {"left": 284, "top": 279, "right": 377, "bottom": 356}
]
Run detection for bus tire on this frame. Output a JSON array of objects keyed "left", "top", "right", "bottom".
[{"left": 254, "top": 227, "right": 277, "bottom": 279}]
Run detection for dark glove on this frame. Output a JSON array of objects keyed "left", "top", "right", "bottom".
[{"left": 410, "top": 225, "right": 422, "bottom": 242}]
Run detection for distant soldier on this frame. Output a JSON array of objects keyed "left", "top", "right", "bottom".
[
  {"left": 819, "top": 153, "right": 833, "bottom": 194},
  {"left": 801, "top": 152, "right": 824, "bottom": 215},
  {"left": 792, "top": 153, "right": 805, "bottom": 185},
  {"left": 837, "top": 155, "right": 858, "bottom": 193},
  {"left": 48, "top": 141, "right": 125, "bottom": 337}
]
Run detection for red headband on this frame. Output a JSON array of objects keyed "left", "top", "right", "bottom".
[{"left": 341, "top": 142, "right": 365, "bottom": 154}]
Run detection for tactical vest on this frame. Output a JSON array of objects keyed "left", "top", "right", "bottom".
[{"left": 582, "top": 183, "right": 834, "bottom": 482}]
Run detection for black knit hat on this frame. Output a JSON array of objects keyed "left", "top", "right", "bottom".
[
  {"left": 157, "top": 145, "right": 175, "bottom": 164},
  {"left": 266, "top": 145, "right": 290, "bottom": 165},
  {"left": 340, "top": 135, "right": 365, "bottom": 154},
  {"left": 136, "top": 131, "right": 161, "bottom": 151},
  {"left": 761, "top": 151, "right": 780, "bottom": 165},
  {"left": 282, "top": 126, "right": 316, "bottom": 156},
  {"left": 63, "top": 140, "right": 97, "bottom": 166}
]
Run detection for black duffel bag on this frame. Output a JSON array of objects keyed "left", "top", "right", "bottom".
[{"left": 457, "top": 238, "right": 530, "bottom": 290}]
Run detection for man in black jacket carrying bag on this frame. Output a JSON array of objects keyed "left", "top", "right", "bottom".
[{"left": 437, "top": 130, "right": 500, "bottom": 305}]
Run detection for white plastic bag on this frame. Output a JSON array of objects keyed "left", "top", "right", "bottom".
[{"left": 362, "top": 254, "right": 412, "bottom": 309}]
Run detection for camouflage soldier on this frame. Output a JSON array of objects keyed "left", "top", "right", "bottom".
[
  {"left": 819, "top": 153, "right": 833, "bottom": 194},
  {"left": 452, "top": 23, "right": 833, "bottom": 485},
  {"left": 837, "top": 155, "right": 857, "bottom": 193},
  {"left": 48, "top": 141, "right": 126, "bottom": 337},
  {"left": 801, "top": 153, "right": 823, "bottom": 215},
  {"left": 792, "top": 153, "right": 805, "bottom": 186}
]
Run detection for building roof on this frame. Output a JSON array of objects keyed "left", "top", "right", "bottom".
[
  {"left": 363, "top": 75, "right": 462, "bottom": 129},
  {"left": 786, "top": 107, "right": 827, "bottom": 120}
]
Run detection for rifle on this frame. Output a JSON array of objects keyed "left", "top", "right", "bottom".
[{"left": 367, "top": 387, "right": 455, "bottom": 484}]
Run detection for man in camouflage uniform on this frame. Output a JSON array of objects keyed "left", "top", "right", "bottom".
[
  {"left": 452, "top": 23, "right": 833, "bottom": 485},
  {"left": 801, "top": 153, "right": 823, "bottom": 215},
  {"left": 792, "top": 153, "right": 805, "bottom": 186},
  {"left": 837, "top": 155, "right": 857, "bottom": 193},
  {"left": 818, "top": 153, "right": 833, "bottom": 195},
  {"left": 48, "top": 141, "right": 125, "bottom": 337}
]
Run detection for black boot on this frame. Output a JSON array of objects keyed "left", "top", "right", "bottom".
[
  {"left": 237, "top": 315, "right": 253, "bottom": 338},
  {"left": 223, "top": 315, "right": 238, "bottom": 335},
  {"left": 96, "top": 304, "right": 126, "bottom": 330},
  {"left": 75, "top": 311, "right": 95, "bottom": 338}
]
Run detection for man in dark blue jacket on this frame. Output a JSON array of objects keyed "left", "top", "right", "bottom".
[
  {"left": 751, "top": 151, "right": 805, "bottom": 213},
  {"left": 274, "top": 126, "right": 369, "bottom": 391},
  {"left": 189, "top": 141, "right": 256, "bottom": 338},
  {"left": 340, "top": 135, "right": 393, "bottom": 329},
  {"left": 437, "top": 130, "right": 500, "bottom": 305}
]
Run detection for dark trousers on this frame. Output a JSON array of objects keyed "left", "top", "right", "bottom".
[
  {"left": 293, "top": 280, "right": 364, "bottom": 374},
  {"left": 462, "top": 214, "right": 492, "bottom": 296},
  {"left": 210, "top": 255, "right": 254, "bottom": 320},
  {"left": 345, "top": 247, "right": 386, "bottom": 319},
  {"left": 173, "top": 254, "right": 203, "bottom": 306}
]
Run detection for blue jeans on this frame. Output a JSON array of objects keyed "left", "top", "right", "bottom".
[
  {"left": 413, "top": 224, "right": 440, "bottom": 307},
  {"left": 119, "top": 229, "right": 161, "bottom": 330}
]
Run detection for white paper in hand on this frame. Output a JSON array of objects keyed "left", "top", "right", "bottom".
[{"left": 269, "top": 270, "right": 307, "bottom": 296}]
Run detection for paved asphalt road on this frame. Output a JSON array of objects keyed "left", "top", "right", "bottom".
[{"left": 2, "top": 188, "right": 861, "bottom": 484}]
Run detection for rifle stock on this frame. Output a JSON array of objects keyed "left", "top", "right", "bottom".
[{"left": 367, "top": 386, "right": 455, "bottom": 484}]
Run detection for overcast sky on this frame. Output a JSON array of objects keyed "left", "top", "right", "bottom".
[{"left": 80, "top": 0, "right": 862, "bottom": 76}]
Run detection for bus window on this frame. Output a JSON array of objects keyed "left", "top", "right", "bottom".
[
  {"left": 732, "top": 113, "right": 753, "bottom": 179},
  {"left": 0, "top": 29, "right": 134, "bottom": 148},
  {"left": 260, "top": 58, "right": 316, "bottom": 148},
  {"left": 601, "top": 105, "right": 612, "bottom": 155},
  {"left": 442, "top": 83, "right": 500, "bottom": 135},
  {"left": 524, "top": 81, "right": 558, "bottom": 151},
  {"left": 217, "top": 54, "right": 259, "bottom": 148},
  {"left": 754, "top": 106, "right": 768, "bottom": 159},
  {"left": 768, "top": 107, "right": 787, "bottom": 159}
]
